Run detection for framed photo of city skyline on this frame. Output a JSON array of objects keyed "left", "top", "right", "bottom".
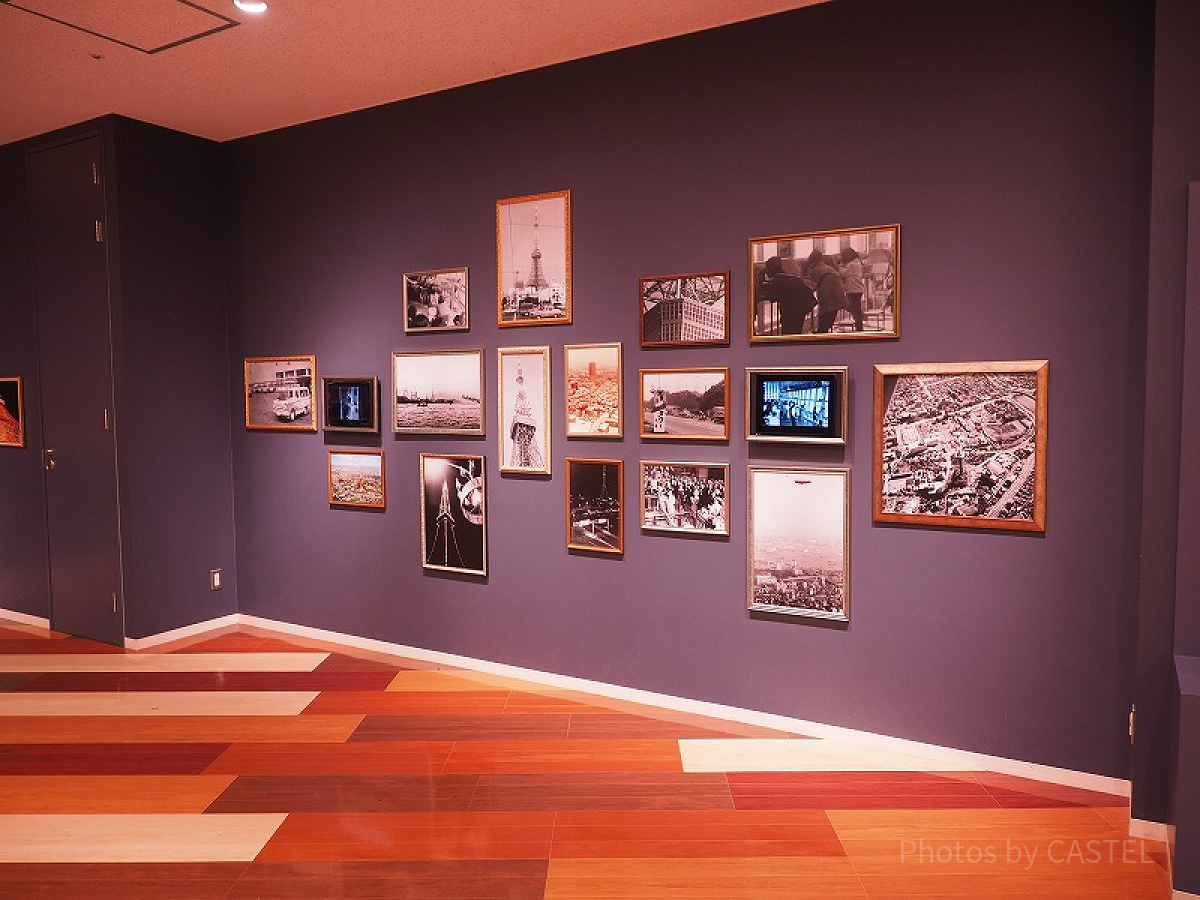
[
  {"left": 244, "top": 355, "right": 318, "bottom": 432},
  {"left": 749, "top": 224, "right": 899, "bottom": 343},
  {"left": 498, "top": 346, "right": 551, "bottom": 475},
  {"left": 565, "top": 342, "right": 622, "bottom": 438},
  {"left": 404, "top": 267, "right": 469, "bottom": 333},
  {"left": 641, "top": 461, "right": 729, "bottom": 536},
  {"left": 566, "top": 458, "right": 623, "bottom": 555},
  {"left": 327, "top": 450, "right": 385, "bottom": 509},
  {"left": 639, "top": 367, "right": 729, "bottom": 441},
  {"left": 322, "top": 376, "right": 379, "bottom": 434},
  {"left": 392, "top": 349, "right": 484, "bottom": 435},
  {"left": 748, "top": 466, "right": 849, "bottom": 622},
  {"left": 497, "top": 190, "right": 571, "bottom": 327},
  {"left": 746, "top": 367, "right": 848, "bottom": 445},
  {"left": 873, "top": 361, "right": 1048, "bottom": 532},
  {"left": 0, "top": 376, "right": 24, "bottom": 448},
  {"left": 639, "top": 271, "right": 729, "bottom": 347},
  {"left": 420, "top": 453, "right": 487, "bottom": 576}
]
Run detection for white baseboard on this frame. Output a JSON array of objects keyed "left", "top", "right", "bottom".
[
  {"left": 234, "top": 612, "right": 1131, "bottom": 798},
  {"left": 1131, "top": 817, "right": 1171, "bottom": 842},
  {"left": 1174, "top": 891, "right": 1200, "bottom": 899},
  {"left": 0, "top": 607, "right": 51, "bottom": 630},
  {"left": 123, "top": 614, "right": 240, "bottom": 650}
]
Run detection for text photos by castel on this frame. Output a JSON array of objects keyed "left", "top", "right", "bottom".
[
  {"left": 748, "top": 466, "right": 850, "bottom": 622},
  {"left": 327, "top": 449, "right": 385, "bottom": 509},
  {"left": 567, "top": 458, "right": 623, "bottom": 554},
  {"left": 404, "top": 267, "right": 469, "bottom": 334},
  {"left": 497, "top": 190, "right": 571, "bottom": 327},
  {"left": 420, "top": 453, "right": 487, "bottom": 576},
  {"left": 639, "top": 271, "right": 729, "bottom": 348},
  {"left": 498, "top": 346, "right": 551, "bottom": 474},
  {"left": 0, "top": 376, "right": 24, "bottom": 447},
  {"left": 640, "top": 461, "right": 729, "bottom": 536},
  {"left": 392, "top": 349, "right": 485, "bottom": 435},
  {"left": 639, "top": 367, "right": 729, "bottom": 441},
  {"left": 244, "top": 356, "right": 317, "bottom": 432},
  {"left": 749, "top": 224, "right": 899, "bottom": 342},
  {"left": 565, "top": 342, "right": 622, "bottom": 438}
]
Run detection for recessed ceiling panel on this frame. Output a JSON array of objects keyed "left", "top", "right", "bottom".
[{"left": 4, "top": 0, "right": 236, "bottom": 53}]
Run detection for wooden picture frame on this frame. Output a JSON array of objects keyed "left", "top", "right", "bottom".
[
  {"left": 404, "top": 267, "right": 469, "bottom": 333},
  {"left": 327, "top": 449, "right": 385, "bottom": 509},
  {"left": 873, "top": 361, "right": 1049, "bottom": 532},
  {"left": 322, "top": 376, "right": 379, "bottom": 434},
  {"left": 748, "top": 466, "right": 850, "bottom": 622},
  {"left": 498, "top": 346, "right": 551, "bottom": 474},
  {"left": 746, "top": 366, "right": 848, "bottom": 445},
  {"left": 567, "top": 458, "right": 624, "bottom": 554},
  {"left": 392, "top": 349, "right": 485, "bottom": 435},
  {"left": 639, "top": 271, "right": 729, "bottom": 347},
  {"left": 565, "top": 342, "right": 622, "bottom": 438},
  {"left": 0, "top": 376, "right": 24, "bottom": 448},
  {"left": 497, "top": 190, "right": 571, "bottom": 326},
  {"left": 420, "top": 453, "right": 487, "bottom": 576},
  {"left": 749, "top": 224, "right": 899, "bottom": 342},
  {"left": 640, "top": 461, "right": 729, "bottom": 536},
  {"left": 639, "top": 367, "right": 729, "bottom": 441},
  {"left": 244, "top": 356, "right": 317, "bottom": 432}
]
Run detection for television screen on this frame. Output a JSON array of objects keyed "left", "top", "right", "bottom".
[
  {"left": 749, "top": 370, "right": 842, "bottom": 442},
  {"left": 323, "top": 377, "right": 378, "bottom": 432}
]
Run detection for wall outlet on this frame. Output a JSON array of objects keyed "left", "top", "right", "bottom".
[{"left": 210, "top": 569, "right": 223, "bottom": 591}]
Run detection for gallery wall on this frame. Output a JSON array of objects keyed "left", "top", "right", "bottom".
[{"left": 221, "top": 0, "right": 1152, "bottom": 778}]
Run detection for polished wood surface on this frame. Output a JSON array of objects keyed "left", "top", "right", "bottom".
[{"left": 0, "top": 621, "right": 1170, "bottom": 897}]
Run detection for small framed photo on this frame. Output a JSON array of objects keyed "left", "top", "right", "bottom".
[
  {"left": 498, "top": 346, "right": 551, "bottom": 474},
  {"left": 640, "top": 461, "right": 729, "bottom": 536},
  {"left": 420, "top": 453, "right": 487, "bottom": 576},
  {"left": 327, "top": 450, "right": 385, "bottom": 509},
  {"left": 244, "top": 356, "right": 317, "bottom": 431},
  {"left": 0, "top": 377, "right": 24, "bottom": 448},
  {"left": 404, "top": 267, "right": 469, "bottom": 333},
  {"left": 639, "top": 271, "right": 729, "bottom": 347},
  {"left": 748, "top": 466, "right": 850, "bottom": 622},
  {"left": 322, "top": 376, "right": 379, "bottom": 434},
  {"left": 497, "top": 190, "right": 571, "bottom": 326},
  {"left": 639, "top": 367, "right": 729, "bottom": 441},
  {"left": 392, "top": 349, "right": 484, "bottom": 435},
  {"left": 565, "top": 342, "right": 622, "bottom": 438},
  {"left": 874, "top": 361, "right": 1048, "bottom": 532},
  {"left": 749, "top": 223, "right": 899, "bottom": 342},
  {"left": 567, "top": 458, "right": 623, "bottom": 554},
  {"left": 746, "top": 367, "right": 848, "bottom": 445}
]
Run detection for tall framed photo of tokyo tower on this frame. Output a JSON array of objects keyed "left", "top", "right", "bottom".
[
  {"left": 498, "top": 346, "right": 551, "bottom": 475},
  {"left": 420, "top": 453, "right": 487, "bottom": 577},
  {"left": 497, "top": 190, "right": 571, "bottom": 327}
]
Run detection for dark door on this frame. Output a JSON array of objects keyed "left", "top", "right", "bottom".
[{"left": 29, "top": 135, "right": 125, "bottom": 646}]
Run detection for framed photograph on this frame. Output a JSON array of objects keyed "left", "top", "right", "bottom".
[
  {"left": 404, "top": 267, "right": 469, "bottom": 333},
  {"left": 322, "top": 376, "right": 379, "bottom": 434},
  {"left": 639, "top": 367, "right": 729, "bottom": 441},
  {"left": 749, "top": 223, "right": 899, "bottom": 342},
  {"left": 327, "top": 450, "right": 385, "bottom": 509},
  {"left": 567, "top": 458, "right": 623, "bottom": 554},
  {"left": 497, "top": 190, "right": 571, "bottom": 326},
  {"left": 639, "top": 271, "right": 729, "bottom": 347},
  {"left": 746, "top": 367, "right": 848, "bottom": 445},
  {"left": 420, "top": 453, "right": 487, "bottom": 576},
  {"left": 565, "top": 342, "right": 622, "bottom": 438},
  {"left": 748, "top": 466, "right": 850, "bottom": 622},
  {"left": 244, "top": 356, "right": 317, "bottom": 432},
  {"left": 640, "top": 461, "right": 729, "bottom": 536},
  {"left": 392, "top": 349, "right": 484, "bottom": 435},
  {"left": 498, "top": 346, "right": 551, "bottom": 474},
  {"left": 0, "top": 377, "right": 24, "bottom": 448},
  {"left": 874, "top": 361, "right": 1048, "bottom": 532}
]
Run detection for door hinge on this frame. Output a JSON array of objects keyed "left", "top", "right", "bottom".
[
  {"left": 92, "top": 162, "right": 100, "bottom": 186},
  {"left": 95, "top": 220, "right": 104, "bottom": 243}
]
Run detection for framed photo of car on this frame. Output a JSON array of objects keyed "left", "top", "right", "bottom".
[
  {"left": 322, "top": 376, "right": 379, "bottom": 434},
  {"left": 639, "top": 367, "right": 729, "bottom": 441},
  {"left": 566, "top": 458, "right": 623, "bottom": 554},
  {"left": 327, "top": 450, "right": 386, "bottom": 509},
  {"left": 746, "top": 367, "right": 848, "bottom": 445},
  {"left": 392, "top": 349, "right": 485, "bottom": 435},
  {"left": 404, "top": 267, "right": 469, "bottom": 333},
  {"left": 0, "top": 376, "right": 24, "bottom": 448},
  {"left": 244, "top": 355, "right": 317, "bottom": 432},
  {"left": 497, "top": 190, "right": 571, "bottom": 327},
  {"left": 420, "top": 453, "right": 487, "bottom": 576}
]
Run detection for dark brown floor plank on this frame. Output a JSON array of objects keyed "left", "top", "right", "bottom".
[
  {"left": 0, "top": 863, "right": 246, "bottom": 899},
  {"left": 470, "top": 772, "right": 734, "bottom": 811}
]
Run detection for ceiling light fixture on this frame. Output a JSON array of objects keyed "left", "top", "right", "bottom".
[{"left": 233, "top": 0, "right": 268, "bottom": 13}]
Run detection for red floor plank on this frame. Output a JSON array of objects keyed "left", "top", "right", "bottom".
[
  {"left": 225, "top": 859, "right": 547, "bottom": 899},
  {"left": 0, "top": 742, "right": 230, "bottom": 775},
  {"left": 349, "top": 714, "right": 572, "bottom": 742},
  {"left": 206, "top": 774, "right": 481, "bottom": 813}
]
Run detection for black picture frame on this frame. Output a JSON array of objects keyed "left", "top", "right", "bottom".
[
  {"left": 322, "top": 376, "right": 380, "bottom": 434},
  {"left": 746, "top": 367, "right": 848, "bottom": 445}
]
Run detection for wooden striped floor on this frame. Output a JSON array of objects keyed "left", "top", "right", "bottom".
[{"left": 0, "top": 621, "right": 1171, "bottom": 898}]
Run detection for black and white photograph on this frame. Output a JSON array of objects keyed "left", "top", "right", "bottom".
[
  {"left": 404, "top": 267, "right": 469, "bottom": 333},
  {"left": 392, "top": 349, "right": 484, "bottom": 435},
  {"left": 497, "top": 190, "right": 571, "bottom": 326},
  {"left": 748, "top": 466, "right": 849, "bottom": 622},
  {"left": 639, "top": 367, "right": 729, "bottom": 441},
  {"left": 567, "top": 458, "right": 623, "bottom": 554},
  {"left": 244, "top": 355, "right": 317, "bottom": 431},
  {"left": 498, "top": 346, "right": 551, "bottom": 474},
  {"left": 639, "top": 271, "right": 729, "bottom": 347},
  {"left": 874, "top": 361, "right": 1048, "bottom": 532},
  {"left": 0, "top": 376, "right": 24, "bottom": 448},
  {"left": 327, "top": 450, "right": 385, "bottom": 509},
  {"left": 641, "top": 461, "right": 728, "bottom": 536},
  {"left": 322, "top": 376, "right": 379, "bottom": 433},
  {"left": 565, "top": 342, "right": 622, "bottom": 438},
  {"left": 420, "top": 453, "right": 487, "bottom": 576},
  {"left": 746, "top": 367, "right": 848, "bottom": 445},
  {"left": 749, "top": 224, "right": 899, "bottom": 342}
]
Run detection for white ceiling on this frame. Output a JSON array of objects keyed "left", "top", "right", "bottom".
[{"left": 0, "top": 0, "right": 826, "bottom": 146}]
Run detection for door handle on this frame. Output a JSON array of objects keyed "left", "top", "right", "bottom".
[{"left": 44, "top": 448, "right": 56, "bottom": 473}]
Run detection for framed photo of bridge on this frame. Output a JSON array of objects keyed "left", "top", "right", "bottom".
[
  {"left": 873, "top": 361, "right": 1048, "bottom": 532},
  {"left": 566, "top": 458, "right": 623, "bottom": 554},
  {"left": 497, "top": 190, "right": 571, "bottom": 327}
]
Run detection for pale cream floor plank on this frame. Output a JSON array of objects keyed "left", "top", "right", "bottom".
[
  {"left": 678, "top": 738, "right": 976, "bottom": 773},
  {"left": 0, "top": 691, "right": 318, "bottom": 717},
  {"left": 0, "top": 813, "right": 287, "bottom": 862},
  {"left": 0, "top": 652, "right": 328, "bottom": 673},
  {"left": 0, "top": 775, "right": 237, "bottom": 813}
]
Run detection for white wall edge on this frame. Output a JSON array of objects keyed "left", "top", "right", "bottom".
[
  {"left": 124, "top": 614, "right": 241, "bottom": 650},
  {"left": 236, "top": 613, "right": 1131, "bottom": 798},
  {"left": 0, "top": 607, "right": 51, "bottom": 630},
  {"left": 1130, "top": 817, "right": 1171, "bottom": 842}
]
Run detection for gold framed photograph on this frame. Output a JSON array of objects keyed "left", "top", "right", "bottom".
[
  {"left": 244, "top": 356, "right": 317, "bottom": 432},
  {"left": 566, "top": 458, "right": 623, "bottom": 554},
  {"left": 404, "top": 267, "right": 469, "bottom": 333},
  {"left": 640, "top": 460, "right": 728, "bottom": 536},
  {"left": 565, "top": 342, "right": 622, "bottom": 438},
  {"left": 327, "top": 449, "right": 385, "bottom": 509},
  {"left": 639, "top": 271, "right": 729, "bottom": 347},
  {"left": 392, "top": 349, "right": 484, "bottom": 435},
  {"left": 497, "top": 190, "right": 571, "bottom": 326},
  {"left": 498, "top": 346, "right": 551, "bottom": 474},
  {"left": 639, "top": 367, "right": 729, "bottom": 441}
]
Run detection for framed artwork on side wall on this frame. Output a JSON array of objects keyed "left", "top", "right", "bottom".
[
  {"left": 0, "top": 377, "right": 24, "bottom": 448},
  {"left": 497, "top": 190, "right": 571, "bottom": 326},
  {"left": 244, "top": 356, "right": 317, "bottom": 432},
  {"left": 322, "top": 376, "right": 379, "bottom": 434}
]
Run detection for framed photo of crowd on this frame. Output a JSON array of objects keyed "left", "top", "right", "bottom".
[{"left": 640, "top": 461, "right": 729, "bottom": 536}]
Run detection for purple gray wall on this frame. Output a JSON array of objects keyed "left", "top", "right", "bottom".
[{"left": 224, "top": 0, "right": 1151, "bottom": 777}]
